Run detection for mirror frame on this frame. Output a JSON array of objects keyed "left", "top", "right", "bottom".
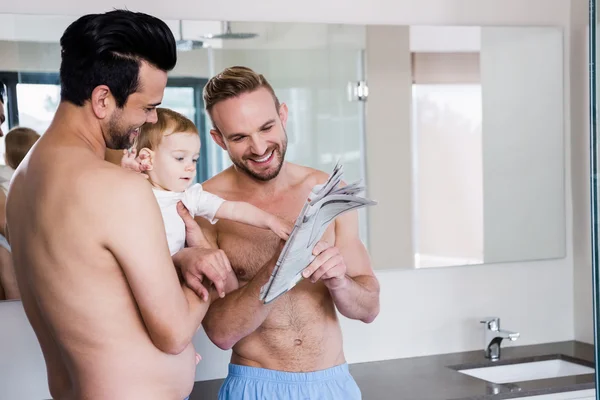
[{"left": 588, "top": 0, "right": 600, "bottom": 396}]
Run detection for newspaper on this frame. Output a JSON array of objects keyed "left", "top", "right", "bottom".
[{"left": 259, "top": 162, "right": 377, "bottom": 304}]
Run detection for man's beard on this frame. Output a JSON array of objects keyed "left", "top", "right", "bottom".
[
  {"left": 105, "top": 112, "right": 137, "bottom": 150},
  {"left": 231, "top": 134, "right": 288, "bottom": 182}
]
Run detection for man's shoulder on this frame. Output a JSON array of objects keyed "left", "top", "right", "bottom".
[
  {"left": 69, "top": 162, "right": 154, "bottom": 213},
  {"left": 77, "top": 160, "right": 147, "bottom": 190},
  {"left": 105, "top": 167, "right": 154, "bottom": 199},
  {"left": 304, "top": 165, "right": 349, "bottom": 188},
  {"left": 200, "top": 168, "right": 234, "bottom": 195},
  {"left": 289, "top": 163, "right": 330, "bottom": 187}
]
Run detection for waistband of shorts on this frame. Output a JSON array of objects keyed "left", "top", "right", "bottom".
[{"left": 227, "top": 363, "right": 350, "bottom": 383}]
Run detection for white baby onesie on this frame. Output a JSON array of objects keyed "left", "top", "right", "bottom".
[
  {"left": 153, "top": 183, "right": 226, "bottom": 255},
  {"left": 0, "top": 165, "right": 15, "bottom": 195}
]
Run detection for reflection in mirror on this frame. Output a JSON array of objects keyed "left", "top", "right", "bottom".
[
  {"left": 0, "top": 80, "right": 40, "bottom": 300},
  {"left": 0, "top": 15, "right": 567, "bottom": 304},
  {"left": 409, "top": 26, "right": 565, "bottom": 268}
]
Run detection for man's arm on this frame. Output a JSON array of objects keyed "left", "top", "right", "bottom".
[
  {"left": 179, "top": 215, "right": 281, "bottom": 350},
  {"left": 106, "top": 176, "right": 212, "bottom": 355},
  {"left": 302, "top": 210, "right": 380, "bottom": 323},
  {"left": 173, "top": 202, "right": 238, "bottom": 299},
  {"left": 202, "top": 251, "right": 279, "bottom": 350}
]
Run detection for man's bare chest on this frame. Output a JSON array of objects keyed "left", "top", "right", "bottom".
[
  {"left": 216, "top": 198, "right": 299, "bottom": 280},
  {"left": 215, "top": 191, "right": 312, "bottom": 281}
]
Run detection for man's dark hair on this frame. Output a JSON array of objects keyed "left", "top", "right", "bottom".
[
  {"left": 0, "top": 80, "right": 5, "bottom": 104},
  {"left": 59, "top": 9, "right": 177, "bottom": 108}
]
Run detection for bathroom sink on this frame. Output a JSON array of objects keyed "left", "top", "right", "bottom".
[{"left": 458, "top": 359, "right": 594, "bottom": 384}]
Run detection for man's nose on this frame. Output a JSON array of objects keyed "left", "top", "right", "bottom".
[
  {"left": 146, "top": 109, "right": 158, "bottom": 124},
  {"left": 249, "top": 134, "right": 268, "bottom": 156}
]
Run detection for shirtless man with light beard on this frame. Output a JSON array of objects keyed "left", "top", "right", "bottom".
[
  {"left": 179, "top": 66, "right": 381, "bottom": 400},
  {"left": 6, "top": 11, "right": 232, "bottom": 400}
]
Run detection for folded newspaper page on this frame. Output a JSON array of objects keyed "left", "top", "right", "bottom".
[{"left": 259, "top": 162, "right": 377, "bottom": 304}]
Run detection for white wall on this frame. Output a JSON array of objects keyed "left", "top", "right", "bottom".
[
  {"left": 0, "top": 0, "right": 586, "bottom": 398},
  {"left": 0, "top": 301, "right": 50, "bottom": 400},
  {"left": 480, "top": 27, "right": 566, "bottom": 263}
]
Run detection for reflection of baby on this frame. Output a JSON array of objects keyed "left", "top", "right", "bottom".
[
  {"left": 121, "top": 108, "right": 293, "bottom": 256},
  {"left": 0, "top": 127, "right": 40, "bottom": 195},
  {"left": 0, "top": 127, "right": 40, "bottom": 251}
]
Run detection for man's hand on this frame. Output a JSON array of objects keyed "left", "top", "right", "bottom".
[
  {"left": 177, "top": 201, "right": 210, "bottom": 248},
  {"left": 172, "top": 247, "right": 232, "bottom": 301},
  {"left": 174, "top": 201, "right": 233, "bottom": 300},
  {"left": 302, "top": 241, "right": 348, "bottom": 290}
]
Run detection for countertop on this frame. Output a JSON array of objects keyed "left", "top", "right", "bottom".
[{"left": 189, "top": 341, "right": 596, "bottom": 399}]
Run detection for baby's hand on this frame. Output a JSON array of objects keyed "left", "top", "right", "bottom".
[
  {"left": 269, "top": 216, "right": 294, "bottom": 241},
  {"left": 120, "top": 148, "right": 150, "bottom": 177}
]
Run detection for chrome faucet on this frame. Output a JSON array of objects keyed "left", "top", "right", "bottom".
[{"left": 480, "top": 317, "right": 520, "bottom": 360}]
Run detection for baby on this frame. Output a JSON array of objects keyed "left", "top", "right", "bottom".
[{"left": 121, "top": 107, "right": 293, "bottom": 257}]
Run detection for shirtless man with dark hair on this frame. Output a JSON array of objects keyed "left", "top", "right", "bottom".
[{"left": 6, "top": 11, "right": 231, "bottom": 399}]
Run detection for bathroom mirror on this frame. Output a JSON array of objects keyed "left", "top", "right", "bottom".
[{"left": 0, "top": 14, "right": 567, "bottom": 302}]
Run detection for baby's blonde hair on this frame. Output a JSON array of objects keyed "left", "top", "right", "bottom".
[
  {"left": 134, "top": 108, "right": 198, "bottom": 152},
  {"left": 5, "top": 127, "right": 40, "bottom": 169}
]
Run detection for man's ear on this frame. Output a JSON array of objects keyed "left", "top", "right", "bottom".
[
  {"left": 210, "top": 129, "right": 227, "bottom": 150},
  {"left": 278, "top": 103, "right": 289, "bottom": 127},
  {"left": 90, "top": 85, "right": 113, "bottom": 119},
  {"left": 138, "top": 148, "right": 155, "bottom": 171}
]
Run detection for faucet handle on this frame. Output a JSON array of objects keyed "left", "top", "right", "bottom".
[{"left": 480, "top": 317, "right": 500, "bottom": 330}]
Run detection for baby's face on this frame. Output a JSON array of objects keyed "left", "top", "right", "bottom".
[{"left": 151, "top": 132, "right": 200, "bottom": 192}]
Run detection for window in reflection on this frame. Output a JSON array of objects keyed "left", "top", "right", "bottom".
[
  {"left": 160, "top": 79, "right": 210, "bottom": 182},
  {"left": 0, "top": 74, "right": 210, "bottom": 182},
  {"left": 162, "top": 87, "right": 195, "bottom": 122},
  {"left": 161, "top": 84, "right": 207, "bottom": 183},
  {"left": 16, "top": 83, "right": 60, "bottom": 135},
  {"left": 411, "top": 83, "right": 483, "bottom": 268}
]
